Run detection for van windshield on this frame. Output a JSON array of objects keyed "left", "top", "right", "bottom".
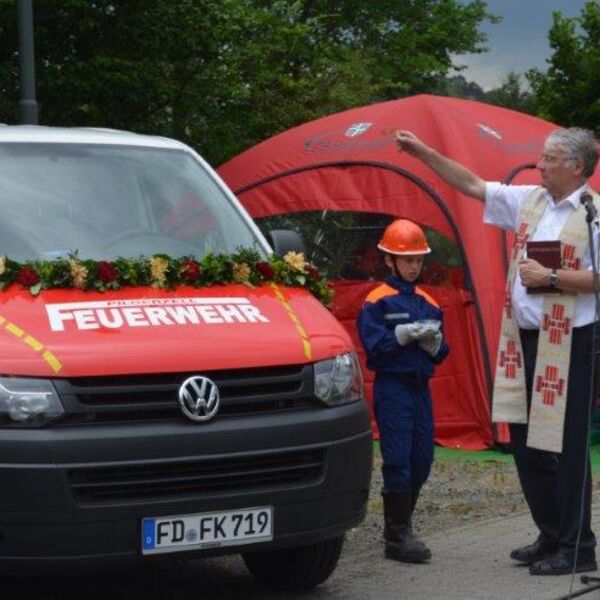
[{"left": 0, "top": 143, "right": 264, "bottom": 261}]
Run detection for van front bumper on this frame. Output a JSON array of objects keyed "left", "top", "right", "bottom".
[{"left": 0, "top": 402, "right": 372, "bottom": 572}]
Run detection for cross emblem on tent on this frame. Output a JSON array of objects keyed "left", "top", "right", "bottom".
[
  {"left": 535, "top": 364, "right": 565, "bottom": 406},
  {"left": 562, "top": 244, "right": 580, "bottom": 271},
  {"left": 499, "top": 339, "right": 522, "bottom": 379},
  {"left": 541, "top": 303, "right": 571, "bottom": 345},
  {"left": 512, "top": 223, "right": 529, "bottom": 259},
  {"left": 345, "top": 122, "right": 372, "bottom": 137}
]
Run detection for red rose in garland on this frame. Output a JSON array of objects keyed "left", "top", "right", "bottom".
[
  {"left": 256, "top": 261, "right": 275, "bottom": 281},
  {"left": 306, "top": 265, "right": 321, "bottom": 281},
  {"left": 15, "top": 266, "right": 40, "bottom": 287},
  {"left": 97, "top": 261, "right": 118, "bottom": 283},
  {"left": 0, "top": 251, "right": 331, "bottom": 304},
  {"left": 181, "top": 259, "right": 201, "bottom": 283}
]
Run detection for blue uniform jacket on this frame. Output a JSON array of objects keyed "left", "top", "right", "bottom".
[{"left": 357, "top": 276, "right": 449, "bottom": 379}]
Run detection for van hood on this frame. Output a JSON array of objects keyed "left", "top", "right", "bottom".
[{"left": 0, "top": 285, "right": 353, "bottom": 377}]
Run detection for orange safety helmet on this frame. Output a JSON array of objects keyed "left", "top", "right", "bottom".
[{"left": 377, "top": 219, "right": 431, "bottom": 255}]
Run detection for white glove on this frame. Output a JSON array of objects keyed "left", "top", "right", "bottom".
[
  {"left": 413, "top": 320, "right": 441, "bottom": 340},
  {"left": 419, "top": 331, "right": 442, "bottom": 356},
  {"left": 395, "top": 323, "right": 423, "bottom": 346}
]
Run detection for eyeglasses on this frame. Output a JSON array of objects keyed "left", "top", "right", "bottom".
[{"left": 539, "top": 153, "right": 572, "bottom": 165}]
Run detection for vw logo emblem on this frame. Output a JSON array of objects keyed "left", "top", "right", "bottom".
[{"left": 178, "top": 376, "right": 220, "bottom": 423}]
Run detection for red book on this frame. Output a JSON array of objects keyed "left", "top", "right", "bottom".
[{"left": 525, "top": 240, "right": 561, "bottom": 295}]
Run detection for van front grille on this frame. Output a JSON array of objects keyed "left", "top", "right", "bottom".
[
  {"left": 52, "top": 364, "right": 315, "bottom": 424},
  {"left": 67, "top": 448, "right": 326, "bottom": 504}
]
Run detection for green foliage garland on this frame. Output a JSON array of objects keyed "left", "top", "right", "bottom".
[{"left": 0, "top": 249, "right": 333, "bottom": 305}]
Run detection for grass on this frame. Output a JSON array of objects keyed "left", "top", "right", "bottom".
[
  {"left": 434, "top": 445, "right": 515, "bottom": 463},
  {"left": 372, "top": 441, "right": 513, "bottom": 463},
  {"left": 373, "top": 440, "right": 600, "bottom": 473}
]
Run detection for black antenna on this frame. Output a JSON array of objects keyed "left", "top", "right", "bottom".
[{"left": 17, "top": 0, "right": 38, "bottom": 124}]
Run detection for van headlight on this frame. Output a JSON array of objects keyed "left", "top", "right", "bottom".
[
  {"left": 0, "top": 378, "right": 64, "bottom": 427},
  {"left": 314, "top": 352, "right": 364, "bottom": 406}
]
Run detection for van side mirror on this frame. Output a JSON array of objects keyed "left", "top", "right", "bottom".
[{"left": 267, "top": 229, "right": 306, "bottom": 257}]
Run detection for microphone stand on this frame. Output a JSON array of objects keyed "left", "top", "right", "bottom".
[{"left": 555, "top": 201, "right": 600, "bottom": 600}]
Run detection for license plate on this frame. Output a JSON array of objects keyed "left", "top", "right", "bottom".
[{"left": 142, "top": 506, "right": 273, "bottom": 554}]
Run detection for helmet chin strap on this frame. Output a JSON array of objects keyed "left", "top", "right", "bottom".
[
  {"left": 386, "top": 252, "right": 417, "bottom": 282},
  {"left": 389, "top": 254, "right": 400, "bottom": 278}
]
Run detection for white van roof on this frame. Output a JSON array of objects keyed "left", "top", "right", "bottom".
[{"left": 0, "top": 125, "right": 186, "bottom": 150}]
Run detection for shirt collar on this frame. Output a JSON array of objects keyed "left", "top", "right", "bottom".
[
  {"left": 546, "top": 183, "right": 588, "bottom": 210},
  {"left": 386, "top": 275, "right": 416, "bottom": 294}
]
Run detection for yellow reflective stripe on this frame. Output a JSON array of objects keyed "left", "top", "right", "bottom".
[
  {"left": 24, "top": 335, "right": 44, "bottom": 352},
  {"left": 0, "top": 313, "right": 63, "bottom": 373},
  {"left": 302, "top": 339, "right": 312, "bottom": 358},
  {"left": 6, "top": 322, "right": 24, "bottom": 338},
  {"left": 42, "top": 351, "right": 62, "bottom": 373},
  {"left": 270, "top": 283, "right": 312, "bottom": 360}
]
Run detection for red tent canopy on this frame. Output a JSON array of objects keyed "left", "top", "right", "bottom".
[{"left": 218, "top": 94, "right": 600, "bottom": 449}]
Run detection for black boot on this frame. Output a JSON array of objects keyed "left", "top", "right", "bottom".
[{"left": 382, "top": 490, "right": 431, "bottom": 563}]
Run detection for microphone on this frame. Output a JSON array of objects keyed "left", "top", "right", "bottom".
[{"left": 581, "top": 192, "right": 599, "bottom": 227}]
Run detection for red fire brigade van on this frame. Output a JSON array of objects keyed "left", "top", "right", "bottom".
[{"left": 0, "top": 126, "right": 372, "bottom": 590}]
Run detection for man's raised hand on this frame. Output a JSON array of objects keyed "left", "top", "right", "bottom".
[{"left": 394, "top": 130, "right": 424, "bottom": 156}]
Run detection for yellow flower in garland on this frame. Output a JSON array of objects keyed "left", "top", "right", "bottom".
[
  {"left": 150, "top": 256, "right": 169, "bottom": 286},
  {"left": 69, "top": 258, "right": 88, "bottom": 289},
  {"left": 232, "top": 262, "right": 251, "bottom": 283},
  {"left": 0, "top": 249, "right": 333, "bottom": 306},
  {"left": 283, "top": 251, "right": 307, "bottom": 272}
]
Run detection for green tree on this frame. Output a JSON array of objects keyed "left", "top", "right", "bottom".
[
  {"left": 527, "top": 1, "right": 600, "bottom": 130},
  {"left": 0, "top": 0, "right": 495, "bottom": 165},
  {"left": 485, "top": 71, "right": 536, "bottom": 114},
  {"left": 441, "top": 74, "right": 486, "bottom": 101}
]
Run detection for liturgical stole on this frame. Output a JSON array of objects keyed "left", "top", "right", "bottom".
[{"left": 492, "top": 186, "right": 596, "bottom": 453}]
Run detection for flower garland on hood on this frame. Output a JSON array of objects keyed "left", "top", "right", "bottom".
[{"left": 0, "top": 248, "right": 332, "bottom": 305}]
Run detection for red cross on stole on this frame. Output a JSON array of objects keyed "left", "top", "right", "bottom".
[
  {"left": 562, "top": 244, "right": 581, "bottom": 271},
  {"left": 535, "top": 364, "right": 565, "bottom": 406},
  {"left": 503, "top": 289, "right": 512, "bottom": 319},
  {"left": 499, "top": 339, "right": 522, "bottom": 378},
  {"left": 541, "top": 303, "right": 572, "bottom": 345},
  {"left": 512, "top": 223, "right": 529, "bottom": 260}
]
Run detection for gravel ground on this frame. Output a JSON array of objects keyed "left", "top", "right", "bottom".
[
  {"left": 5, "top": 450, "right": 600, "bottom": 600},
  {"left": 407, "top": 455, "right": 527, "bottom": 535},
  {"left": 347, "top": 449, "right": 598, "bottom": 551}
]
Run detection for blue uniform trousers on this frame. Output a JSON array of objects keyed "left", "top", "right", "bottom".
[{"left": 374, "top": 371, "right": 434, "bottom": 492}]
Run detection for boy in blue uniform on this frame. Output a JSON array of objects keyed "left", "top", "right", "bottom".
[{"left": 357, "top": 219, "right": 449, "bottom": 563}]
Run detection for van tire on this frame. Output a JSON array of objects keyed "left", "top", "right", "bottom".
[{"left": 242, "top": 534, "right": 344, "bottom": 590}]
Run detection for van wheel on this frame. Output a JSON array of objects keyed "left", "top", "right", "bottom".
[{"left": 242, "top": 535, "right": 344, "bottom": 591}]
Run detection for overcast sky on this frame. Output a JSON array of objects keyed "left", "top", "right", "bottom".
[{"left": 455, "top": 0, "right": 589, "bottom": 90}]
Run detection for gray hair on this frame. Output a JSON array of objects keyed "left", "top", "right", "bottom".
[{"left": 545, "top": 127, "right": 599, "bottom": 178}]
